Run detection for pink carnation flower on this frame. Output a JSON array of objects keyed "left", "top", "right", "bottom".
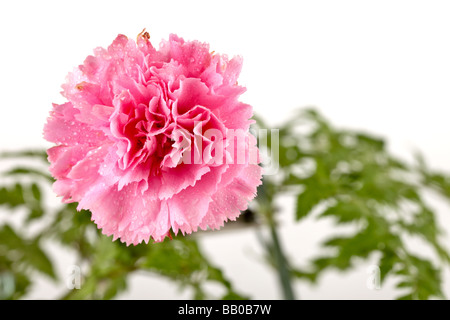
[{"left": 44, "top": 31, "right": 262, "bottom": 245}]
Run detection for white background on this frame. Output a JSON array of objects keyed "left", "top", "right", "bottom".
[{"left": 0, "top": 0, "right": 449, "bottom": 299}]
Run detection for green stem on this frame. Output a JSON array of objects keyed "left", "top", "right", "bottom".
[
  {"left": 268, "top": 220, "right": 296, "bottom": 300},
  {"left": 257, "top": 182, "right": 296, "bottom": 299}
]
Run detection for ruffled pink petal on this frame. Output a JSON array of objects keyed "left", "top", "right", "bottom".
[
  {"left": 44, "top": 102, "right": 107, "bottom": 146},
  {"left": 79, "top": 182, "right": 171, "bottom": 245},
  {"left": 167, "top": 164, "right": 228, "bottom": 235},
  {"left": 160, "top": 34, "right": 212, "bottom": 77},
  {"left": 200, "top": 163, "right": 262, "bottom": 230}
]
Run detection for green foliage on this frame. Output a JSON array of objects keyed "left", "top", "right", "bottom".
[
  {"left": 254, "top": 108, "right": 450, "bottom": 300},
  {"left": 0, "top": 224, "right": 55, "bottom": 299},
  {"left": 1, "top": 108, "right": 450, "bottom": 300}
]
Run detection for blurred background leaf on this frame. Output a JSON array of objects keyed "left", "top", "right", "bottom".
[{"left": 253, "top": 108, "right": 450, "bottom": 300}]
